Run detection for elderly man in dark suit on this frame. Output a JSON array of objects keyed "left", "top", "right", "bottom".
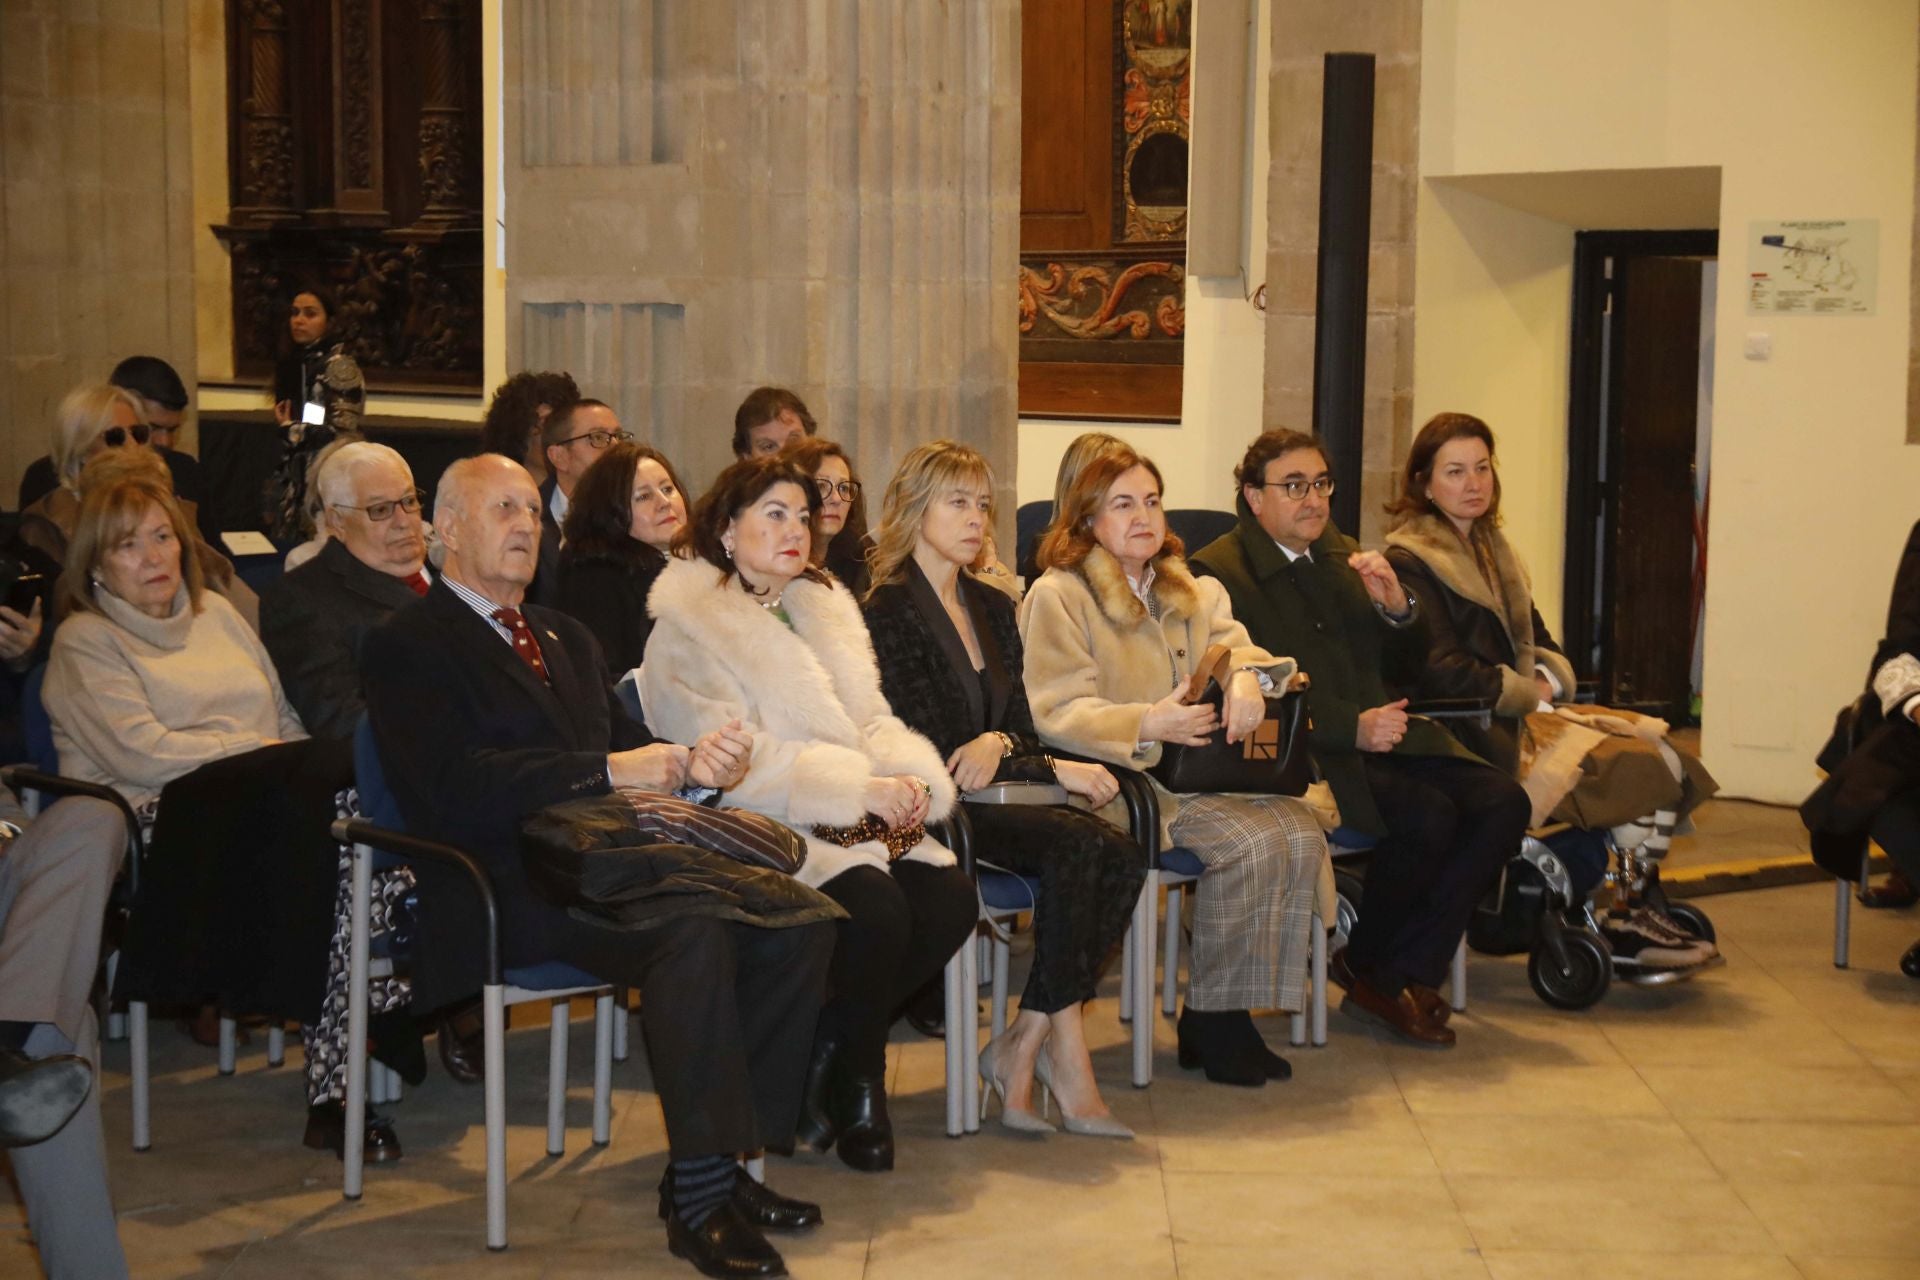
[
  {"left": 262, "top": 441, "right": 431, "bottom": 741},
  {"left": 1190, "top": 429, "right": 1528, "bottom": 1050},
  {"left": 362, "top": 454, "right": 832, "bottom": 1279}
]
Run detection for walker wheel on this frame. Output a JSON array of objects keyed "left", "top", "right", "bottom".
[
  {"left": 1332, "top": 869, "right": 1365, "bottom": 952},
  {"left": 1528, "top": 928, "right": 1612, "bottom": 1010}
]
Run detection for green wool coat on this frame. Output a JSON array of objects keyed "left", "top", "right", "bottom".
[{"left": 1189, "top": 509, "right": 1480, "bottom": 837}]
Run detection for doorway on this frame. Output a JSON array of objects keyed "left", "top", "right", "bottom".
[{"left": 1563, "top": 229, "right": 1719, "bottom": 723}]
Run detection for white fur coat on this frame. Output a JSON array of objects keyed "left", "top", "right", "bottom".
[{"left": 638, "top": 556, "right": 957, "bottom": 887}]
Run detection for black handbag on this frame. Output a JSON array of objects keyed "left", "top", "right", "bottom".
[{"left": 1148, "top": 643, "right": 1313, "bottom": 796}]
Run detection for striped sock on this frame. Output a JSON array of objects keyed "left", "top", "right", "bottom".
[{"left": 669, "top": 1154, "right": 737, "bottom": 1227}]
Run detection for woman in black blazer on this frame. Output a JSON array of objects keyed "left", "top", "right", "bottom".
[
  {"left": 556, "top": 441, "right": 688, "bottom": 676},
  {"left": 864, "top": 441, "right": 1145, "bottom": 1139}
]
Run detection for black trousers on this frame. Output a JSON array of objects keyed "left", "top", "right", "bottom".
[
  {"left": 963, "top": 801, "right": 1145, "bottom": 1014},
  {"left": 816, "top": 860, "right": 978, "bottom": 1076},
  {"left": 1349, "top": 754, "right": 1530, "bottom": 995},
  {"left": 549, "top": 910, "right": 833, "bottom": 1161},
  {"left": 1869, "top": 787, "right": 1920, "bottom": 881}
]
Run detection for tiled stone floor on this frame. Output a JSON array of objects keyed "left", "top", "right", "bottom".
[{"left": 5, "top": 856, "right": 1918, "bottom": 1277}]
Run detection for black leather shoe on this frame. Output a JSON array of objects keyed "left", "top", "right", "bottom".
[
  {"left": 434, "top": 1006, "right": 484, "bottom": 1085},
  {"left": 666, "top": 1200, "right": 788, "bottom": 1278},
  {"left": 1901, "top": 938, "right": 1920, "bottom": 979},
  {"left": 1223, "top": 1011, "right": 1293, "bottom": 1081},
  {"left": 792, "top": 1031, "right": 843, "bottom": 1153},
  {"left": 0, "top": 1048, "right": 91, "bottom": 1148},
  {"left": 656, "top": 1168, "right": 823, "bottom": 1232},
  {"left": 1175, "top": 1007, "right": 1265, "bottom": 1087},
  {"left": 830, "top": 1073, "right": 895, "bottom": 1173},
  {"left": 303, "top": 1101, "right": 403, "bottom": 1164}
]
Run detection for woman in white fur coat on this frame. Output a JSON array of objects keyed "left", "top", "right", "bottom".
[
  {"left": 641, "top": 455, "right": 977, "bottom": 1175},
  {"left": 1020, "top": 439, "right": 1331, "bottom": 1088}
]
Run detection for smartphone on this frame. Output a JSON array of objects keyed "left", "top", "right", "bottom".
[{"left": 3, "top": 571, "right": 44, "bottom": 617}]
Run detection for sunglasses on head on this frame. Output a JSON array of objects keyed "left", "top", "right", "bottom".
[{"left": 101, "top": 424, "right": 153, "bottom": 448}]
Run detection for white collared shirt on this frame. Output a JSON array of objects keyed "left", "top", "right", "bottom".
[
  {"left": 549, "top": 483, "right": 570, "bottom": 529},
  {"left": 443, "top": 574, "right": 519, "bottom": 647}
]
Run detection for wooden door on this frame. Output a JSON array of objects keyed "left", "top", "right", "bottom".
[{"left": 1604, "top": 255, "right": 1704, "bottom": 715}]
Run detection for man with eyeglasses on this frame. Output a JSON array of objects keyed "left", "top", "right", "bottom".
[
  {"left": 532, "top": 398, "right": 630, "bottom": 604},
  {"left": 1189, "top": 429, "right": 1528, "bottom": 1049},
  {"left": 262, "top": 442, "right": 431, "bottom": 741}
]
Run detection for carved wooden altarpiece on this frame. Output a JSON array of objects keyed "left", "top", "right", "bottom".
[{"left": 217, "top": 0, "right": 483, "bottom": 391}]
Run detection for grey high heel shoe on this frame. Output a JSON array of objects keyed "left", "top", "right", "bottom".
[
  {"left": 978, "top": 1037, "right": 1055, "bottom": 1135},
  {"left": 1034, "top": 1045, "right": 1134, "bottom": 1140}
]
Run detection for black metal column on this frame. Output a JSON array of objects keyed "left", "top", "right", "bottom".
[{"left": 1312, "top": 53, "right": 1375, "bottom": 534}]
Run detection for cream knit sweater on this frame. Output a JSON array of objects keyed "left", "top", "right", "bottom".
[{"left": 43, "top": 586, "right": 306, "bottom": 809}]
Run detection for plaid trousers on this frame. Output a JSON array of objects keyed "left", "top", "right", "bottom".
[{"left": 1166, "top": 792, "right": 1327, "bottom": 1013}]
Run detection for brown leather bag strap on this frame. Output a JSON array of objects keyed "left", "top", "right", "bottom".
[{"left": 1180, "top": 643, "right": 1234, "bottom": 704}]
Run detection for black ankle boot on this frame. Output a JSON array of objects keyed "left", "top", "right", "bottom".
[
  {"left": 830, "top": 1072, "right": 894, "bottom": 1173},
  {"left": 793, "top": 1031, "right": 844, "bottom": 1153},
  {"left": 1175, "top": 1007, "right": 1265, "bottom": 1087},
  {"left": 1223, "top": 1008, "right": 1292, "bottom": 1081}
]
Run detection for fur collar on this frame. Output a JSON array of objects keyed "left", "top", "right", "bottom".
[
  {"left": 1077, "top": 544, "right": 1201, "bottom": 630},
  {"left": 647, "top": 555, "right": 890, "bottom": 740},
  {"left": 1386, "top": 514, "right": 1536, "bottom": 658}
]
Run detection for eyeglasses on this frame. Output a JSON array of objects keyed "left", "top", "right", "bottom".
[
  {"left": 814, "top": 478, "right": 861, "bottom": 503},
  {"left": 332, "top": 491, "right": 424, "bottom": 522},
  {"left": 101, "top": 424, "right": 153, "bottom": 448},
  {"left": 554, "top": 428, "right": 634, "bottom": 450},
  {"left": 1257, "top": 477, "right": 1336, "bottom": 501}
]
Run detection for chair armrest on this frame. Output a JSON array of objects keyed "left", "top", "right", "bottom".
[
  {"left": 331, "top": 817, "right": 503, "bottom": 986},
  {"left": 0, "top": 766, "right": 147, "bottom": 897},
  {"left": 928, "top": 811, "right": 975, "bottom": 880}
]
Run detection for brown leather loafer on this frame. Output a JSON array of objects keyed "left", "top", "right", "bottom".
[
  {"left": 435, "top": 1006, "right": 485, "bottom": 1085},
  {"left": 1860, "top": 871, "right": 1919, "bottom": 910},
  {"left": 1331, "top": 947, "right": 1451, "bottom": 1026},
  {"left": 1407, "top": 983, "right": 1453, "bottom": 1027},
  {"left": 1339, "top": 975, "right": 1455, "bottom": 1049}
]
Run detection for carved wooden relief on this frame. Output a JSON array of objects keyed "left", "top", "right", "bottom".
[
  {"left": 218, "top": 0, "right": 482, "bottom": 390},
  {"left": 1018, "top": 0, "right": 1185, "bottom": 420},
  {"left": 1115, "top": 0, "right": 1191, "bottom": 243}
]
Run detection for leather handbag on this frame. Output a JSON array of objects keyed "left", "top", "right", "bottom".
[{"left": 1148, "top": 644, "right": 1313, "bottom": 796}]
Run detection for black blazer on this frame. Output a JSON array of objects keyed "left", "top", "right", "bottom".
[
  {"left": 361, "top": 581, "right": 653, "bottom": 1008},
  {"left": 260, "top": 537, "right": 423, "bottom": 741},
  {"left": 555, "top": 546, "right": 665, "bottom": 679},
  {"left": 864, "top": 562, "right": 1055, "bottom": 784}
]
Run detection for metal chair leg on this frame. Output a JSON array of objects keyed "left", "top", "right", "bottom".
[
  {"left": 129, "top": 999, "right": 150, "bottom": 1152},
  {"left": 1310, "top": 922, "right": 1328, "bottom": 1047},
  {"left": 961, "top": 931, "right": 981, "bottom": 1134},
  {"left": 1449, "top": 936, "right": 1467, "bottom": 1013},
  {"left": 990, "top": 932, "right": 1010, "bottom": 1040},
  {"left": 546, "top": 999, "right": 569, "bottom": 1157},
  {"left": 612, "top": 986, "right": 630, "bottom": 1062},
  {"left": 1119, "top": 923, "right": 1135, "bottom": 1022},
  {"left": 217, "top": 1016, "right": 237, "bottom": 1075},
  {"left": 104, "top": 950, "right": 125, "bottom": 1041},
  {"left": 1131, "top": 874, "right": 1156, "bottom": 1088},
  {"left": 343, "top": 842, "right": 372, "bottom": 1200},
  {"left": 483, "top": 985, "right": 507, "bottom": 1251},
  {"left": 1161, "top": 884, "right": 1183, "bottom": 1017},
  {"left": 943, "top": 946, "right": 965, "bottom": 1137},
  {"left": 1834, "top": 875, "right": 1853, "bottom": 968},
  {"left": 591, "top": 993, "right": 613, "bottom": 1146},
  {"left": 267, "top": 1024, "right": 286, "bottom": 1067}
]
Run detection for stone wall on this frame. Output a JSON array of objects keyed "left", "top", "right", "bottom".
[
  {"left": 504, "top": 0, "right": 1022, "bottom": 529},
  {"left": 1, "top": 0, "right": 200, "bottom": 500},
  {"left": 1264, "top": 0, "right": 1420, "bottom": 543}
]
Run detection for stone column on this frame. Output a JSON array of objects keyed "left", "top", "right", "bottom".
[
  {"left": 1265, "top": 1, "right": 1420, "bottom": 542},
  {"left": 504, "top": 0, "right": 1020, "bottom": 529}
]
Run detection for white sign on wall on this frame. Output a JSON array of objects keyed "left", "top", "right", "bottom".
[{"left": 1746, "top": 219, "right": 1877, "bottom": 315}]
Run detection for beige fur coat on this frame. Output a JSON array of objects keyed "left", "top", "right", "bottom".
[
  {"left": 1018, "top": 546, "right": 1296, "bottom": 835},
  {"left": 638, "top": 555, "right": 957, "bottom": 888}
]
